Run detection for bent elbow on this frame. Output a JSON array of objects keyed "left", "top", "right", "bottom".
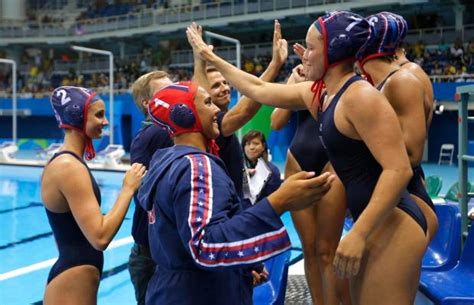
[
  {"left": 91, "top": 236, "right": 111, "bottom": 251},
  {"left": 270, "top": 120, "right": 284, "bottom": 131},
  {"left": 399, "top": 166, "right": 413, "bottom": 184}
]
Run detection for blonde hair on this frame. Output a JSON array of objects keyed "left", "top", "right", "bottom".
[{"left": 131, "top": 70, "right": 169, "bottom": 115}]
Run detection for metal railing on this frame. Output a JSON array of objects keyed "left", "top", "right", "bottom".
[
  {"left": 405, "top": 24, "right": 474, "bottom": 45},
  {"left": 0, "top": 0, "right": 421, "bottom": 42},
  {"left": 430, "top": 74, "right": 474, "bottom": 83},
  {"left": 170, "top": 39, "right": 301, "bottom": 67},
  {"left": 456, "top": 84, "right": 474, "bottom": 242}
]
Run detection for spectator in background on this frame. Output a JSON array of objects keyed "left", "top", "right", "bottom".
[
  {"left": 468, "top": 40, "right": 474, "bottom": 55},
  {"left": 450, "top": 39, "right": 464, "bottom": 59},
  {"left": 431, "top": 61, "right": 443, "bottom": 75},
  {"left": 414, "top": 40, "right": 425, "bottom": 57},
  {"left": 241, "top": 130, "right": 282, "bottom": 207}
]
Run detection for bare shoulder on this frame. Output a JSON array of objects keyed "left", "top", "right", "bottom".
[
  {"left": 403, "top": 63, "right": 432, "bottom": 84},
  {"left": 298, "top": 81, "right": 316, "bottom": 103},
  {"left": 342, "top": 80, "right": 386, "bottom": 111},
  {"left": 403, "top": 62, "right": 424, "bottom": 74},
  {"left": 383, "top": 70, "right": 424, "bottom": 109},
  {"left": 46, "top": 154, "right": 89, "bottom": 183},
  {"left": 386, "top": 69, "right": 422, "bottom": 91}
]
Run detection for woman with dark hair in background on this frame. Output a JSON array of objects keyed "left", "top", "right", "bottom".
[{"left": 241, "top": 130, "right": 282, "bottom": 206}]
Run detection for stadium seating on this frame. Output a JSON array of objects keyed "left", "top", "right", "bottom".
[
  {"left": 419, "top": 224, "right": 474, "bottom": 305},
  {"left": 422, "top": 205, "right": 461, "bottom": 271}
]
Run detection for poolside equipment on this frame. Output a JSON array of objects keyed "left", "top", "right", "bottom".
[
  {"left": 0, "top": 141, "right": 18, "bottom": 163},
  {"left": 426, "top": 175, "right": 443, "bottom": 198},
  {"left": 422, "top": 205, "right": 461, "bottom": 271},
  {"left": 419, "top": 223, "right": 474, "bottom": 304}
]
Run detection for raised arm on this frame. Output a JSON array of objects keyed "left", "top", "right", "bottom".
[
  {"left": 191, "top": 24, "right": 211, "bottom": 92},
  {"left": 333, "top": 82, "right": 413, "bottom": 278},
  {"left": 220, "top": 20, "right": 288, "bottom": 136},
  {"left": 58, "top": 160, "right": 145, "bottom": 251},
  {"left": 187, "top": 22, "right": 312, "bottom": 110}
]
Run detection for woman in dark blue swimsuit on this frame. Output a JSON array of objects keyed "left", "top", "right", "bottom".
[
  {"left": 187, "top": 10, "right": 430, "bottom": 305},
  {"left": 356, "top": 12, "right": 438, "bottom": 242},
  {"left": 272, "top": 105, "right": 349, "bottom": 305},
  {"left": 42, "top": 86, "right": 145, "bottom": 305}
]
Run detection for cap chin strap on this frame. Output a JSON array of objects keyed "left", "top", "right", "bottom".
[
  {"left": 358, "top": 52, "right": 395, "bottom": 86},
  {"left": 311, "top": 77, "right": 326, "bottom": 112},
  {"left": 359, "top": 63, "right": 374, "bottom": 85},
  {"left": 82, "top": 92, "right": 96, "bottom": 161},
  {"left": 207, "top": 139, "right": 220, "bottom": 156},
  {"left": 311, "top": 58, "right": 356, "bottom": 112},
  {"left": 84, "top": 138, "right": 95, "bottom": 160}
]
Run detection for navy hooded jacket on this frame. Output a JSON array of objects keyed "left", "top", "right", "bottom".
[{"left": 138, "top": 145, "right": 290, "bottom": 305}]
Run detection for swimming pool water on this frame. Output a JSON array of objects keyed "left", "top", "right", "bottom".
[
  {"left": 1, "top": 162, "right": 465, "bottom": 304},
  {"left": 0, "top": 165, "right": 136, "bottom": 304},
  {"left": 0, "top": 165, "right": 302, "bottom": 304}
]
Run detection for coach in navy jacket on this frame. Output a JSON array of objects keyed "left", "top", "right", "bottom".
[{"left": 138, "top": 82, "right": 334, "bottom": 305}]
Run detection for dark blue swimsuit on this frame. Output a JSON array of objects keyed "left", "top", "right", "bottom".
[
  {"left": 45, "top": 151, "right": 103, "bottom": 284},
  {"left": 376, "top": 71, "right": 435, "bottom": 213},
  {"left": 289, "top": 110, "right": 328, "bottom": 175},
  {"left": 319, "top": 75, "right": 427, "bottom": 233}
]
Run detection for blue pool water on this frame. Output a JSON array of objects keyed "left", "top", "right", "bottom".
[
  {"left": 0, "top": 165, "right": 301, "bottom": 304},
  {"left": 0, "top": 165, "right": 137, "bottom": 304},
  {"left": 0, "top": 162, "right": 468, "bottom": 304}
]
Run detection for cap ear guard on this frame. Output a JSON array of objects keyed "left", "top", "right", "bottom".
[
  {"left": 170, "top": 103, "right": 196, "bottom": 128},
  {"left": 63, "top": 103, "right": 84, "bottom": 127},
  {"left": 328, "top": 33, "right": 352, "bottom": 53},
  {"left": 315, "top": 11, "right": 371, "bottom": 67},
  {"left": 148, "top": 81, "right": 203, "bottom": 137}
]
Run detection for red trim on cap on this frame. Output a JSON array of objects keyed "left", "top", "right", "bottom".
[
  {"left": 82, "top": 92, "right": 96, "bottom": 160},
  {"left": 82, "top": 92, "right": 95, "bottom": 132},
  {"left": 359, "top": 52, "right": 395, "bottom": 68},
  {"left": 358, "top": 52, "right": 396, "bottom": 85},
  {"left": 58, "top": 123, "right": 83, "bottom": 132},
  {"left": 319, "top": 17, "right": 329, "bottom": 72}
]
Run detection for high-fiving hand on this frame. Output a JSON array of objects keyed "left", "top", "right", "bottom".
[
  {"left": 186, "top": 22, "right": 215, "bottom": 62},
  {"left": 271, "top": 20, "right": 288, "bottom": 67}
]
